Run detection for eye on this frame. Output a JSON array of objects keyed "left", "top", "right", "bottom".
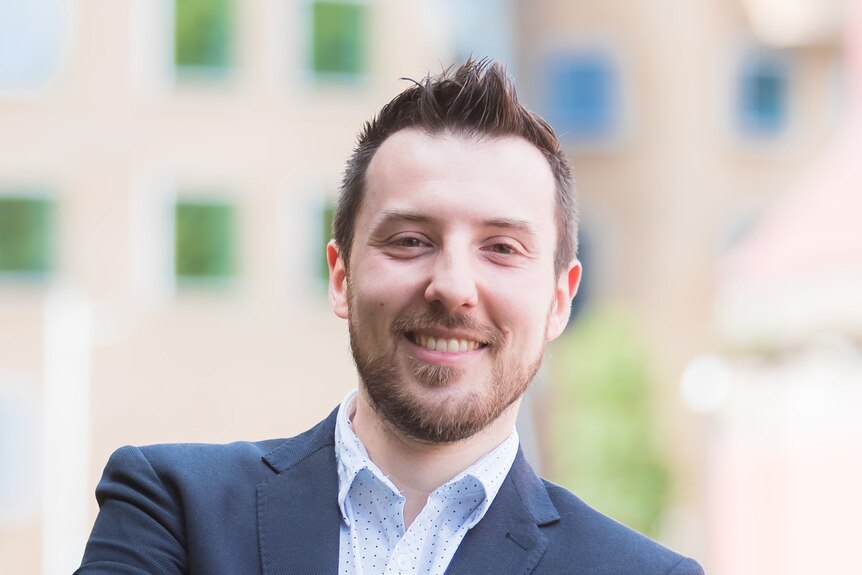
[
  {"left": 487, "top": 243, "right": 517, "bottom": 255},
  {"left": 382, "top": 234, "right": 432, "bottom": 258},
  {"left": 482, "top": 240, "right": 521, "bottom": 256},
  {"left": 393, "top": 236, "right": 425, "bottom": 248}
]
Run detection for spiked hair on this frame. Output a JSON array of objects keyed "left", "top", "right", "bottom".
[{"left": 333, "top": 58, "right": 577, "bottom": 274}]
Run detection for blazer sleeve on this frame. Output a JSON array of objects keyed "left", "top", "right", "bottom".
[{"left": 75, "top": 446, "right": 188, "bottom": 575}]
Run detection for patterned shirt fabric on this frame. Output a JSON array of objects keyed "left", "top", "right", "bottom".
[{"left": 334, "top": 390, "right": 519, "bottom": 575}]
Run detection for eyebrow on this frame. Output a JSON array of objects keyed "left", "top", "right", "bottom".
[
  {"left": 481, "top": 217, "right": 540, "bottom": 241},
  {"left": 368, "top": 210, "right": 432, "bottom": 236},
  {"left": 370, "top": 209, "right": 539, "bottom": 241}
]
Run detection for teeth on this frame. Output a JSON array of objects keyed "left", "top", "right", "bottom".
[{"left": 414, "top": 334, "right": 480, "bottom": 353}]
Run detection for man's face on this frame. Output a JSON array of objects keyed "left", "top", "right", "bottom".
[{"left": 328, "top": 129, "right": 580, "bottom": 443}]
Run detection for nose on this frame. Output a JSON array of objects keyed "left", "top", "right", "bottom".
[{"left": 424, "top": 247, "right": 479, "bottom": 312}]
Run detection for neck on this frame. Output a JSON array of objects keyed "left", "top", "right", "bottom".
[{"left": 350, "top": 389, "right": 519, "bottom": 526}]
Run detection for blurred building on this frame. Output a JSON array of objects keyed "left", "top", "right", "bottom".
[
  {"left": 0, "top": 0, "right": 854, "bottom": 574},
  {"left": 518, "top": 1, "right": 851, "bottom": 572},
  {"left": 706, "top": 1, "right": 862, "bottom": 573}
]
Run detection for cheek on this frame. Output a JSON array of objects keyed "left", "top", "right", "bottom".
[
  {"left": 491, "top": 275, "right": 555, "bottom": 317},
  {"left": 349, "top": 272, "right": 413, "bottom": 322},
  {"left": 495, "top": 296, "right": 550, "bottom": 343},
  {"left": 512, "top": 298, "right": 557, "bottom": 346},
  {"left": 365, "top": 262, "right": 427, "bottom": 302}
]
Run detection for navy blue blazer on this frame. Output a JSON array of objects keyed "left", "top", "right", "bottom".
[{"left": 76, "top": 408, "right": 704, "bottom": 574}]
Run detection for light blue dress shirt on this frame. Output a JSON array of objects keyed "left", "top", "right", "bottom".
[{"left": 334, "top": 390, "right": 519, "bottom": 575}]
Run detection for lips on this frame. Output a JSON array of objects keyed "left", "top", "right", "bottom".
[
  {"left": 406, "top": 332, "right": 486, "bottom": 353},
  {"left": 393, "top": 310, "right": 502, "bottom": 355}
]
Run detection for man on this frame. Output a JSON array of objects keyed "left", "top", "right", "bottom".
[{"left": 77, "top": 60, "right": 704, "bottom": 575}]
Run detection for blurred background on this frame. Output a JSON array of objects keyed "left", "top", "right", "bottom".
[{"left": 2, "top": 0, "right": 861, "bottom": 573}]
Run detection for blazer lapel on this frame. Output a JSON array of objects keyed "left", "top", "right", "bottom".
[
  {"left": 444, "top": 450, "right": 560, "bottom": 575},
  {"left": 257, "top": 409, "right": 341, "bottom": 575},
  {"left": 255, "top": 414, "right": 560, "bottom": 575}
]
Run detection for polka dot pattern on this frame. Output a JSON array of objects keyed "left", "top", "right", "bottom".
[{"left": 334, "top": 390, "right": 519, "bottom": 575}]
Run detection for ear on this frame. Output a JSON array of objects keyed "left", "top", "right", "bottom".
[
  {"left": 546, "top": 259, "right": 582, "bottom": 341},
  {"left": 327, "top": 240, "right": 349, "bottom": 319}
]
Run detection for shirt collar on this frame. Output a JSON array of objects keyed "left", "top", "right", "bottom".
[
  {"left": 333, "top": 389, "right": 520, "bottom": 526},
  {"left": 334, "top": 389, "right": 398, "bottom": 520}
]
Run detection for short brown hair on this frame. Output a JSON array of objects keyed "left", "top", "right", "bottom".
[{"left": 333, "top": 58, "right": 578, "bottom": 275}]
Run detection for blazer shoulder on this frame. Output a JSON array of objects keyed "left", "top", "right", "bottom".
[
  {"left": 134, "top": 437, "right": 288, "bottom": 469},
  {"left": 96, "top": 438, "right": 287, "bottom": 501},
  {"left": 540, "top": 480, "right": 705, "bottom": 575},
  {"left": 105, "top": 406, "right": 340, "bottom": 488},
  {"left": 79, "top": 413, "right": 340, "bottom": 575}
]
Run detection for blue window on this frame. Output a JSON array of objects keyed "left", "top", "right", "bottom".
[
  {"left": 440, "top": 0, "right": 515, "bottom": 68},
  {"left": 0, "top": 0, "right": 67, "bottom": 92},
  {"left": 0, "top": 387, "right": 40, "bottom": 523},
  {"left": 544, "top": 52, "right": 618, "bottom": 142},
  {"left": 738, "top": 54, "right": 789, "bottom": 136}
]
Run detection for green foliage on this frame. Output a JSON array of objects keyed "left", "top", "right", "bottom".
[
  {"left": 174, "top": 200, "right": 235, "bottom": 280},
  {"left": 549, "top": 305, "right": 669, "bottom": 536},
  {"left": 0, "top": 197, "right": 52, "bottom": 274},
  {"left": 312, "top": 2, "right": 365, "bottom": 75},
  {"left": 174, "top": 0, "right": 232, "bottom": 70}
]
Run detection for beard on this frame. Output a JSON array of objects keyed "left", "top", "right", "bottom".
[{"left": 347, "top": 303, "right": 546, "bottom": 444}]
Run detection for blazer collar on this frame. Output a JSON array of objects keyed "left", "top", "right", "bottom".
[
  {"left": 257, "top": 408, "right": 341, "bottom": 575},
  {"left": 256, "top": 408, "right": 559, "bottom": 575},
  {"left": 444, "top": 448, "right": 559, "bottom": 575}
]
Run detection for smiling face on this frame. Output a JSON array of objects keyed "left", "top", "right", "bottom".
[{"left": 328, "top": 129, "right": 581, "bottom": 443}]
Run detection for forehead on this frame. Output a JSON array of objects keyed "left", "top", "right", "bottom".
[{"left": 362, "top": 129, "right": 556, "bottom": 229}]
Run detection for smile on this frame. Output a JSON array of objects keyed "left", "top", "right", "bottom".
[{"left": 406, "top": 332, "right": 486, "bottom": 353}]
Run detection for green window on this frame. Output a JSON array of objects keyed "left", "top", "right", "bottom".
[
  {"left": 319, "top": 201, "right": 335, "bottom": 283},
  {"left": 0, "top": 196, "right": 53, "bottom": 276},
  {"left": 174, "top": 199, "right": 235, "bottom": 282},
  {"left": 311, "top": 1, "right": 366, "bottom": 76},
  {"left": 174, "top": 0, "right": 232, "bottom": 74}
]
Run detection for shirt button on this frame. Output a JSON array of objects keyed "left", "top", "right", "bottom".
[{"left": 396, "top": 554, "right": 411, "bottom": 570}]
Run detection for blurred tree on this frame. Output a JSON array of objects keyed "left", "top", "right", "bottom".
[{"left": 549, "top": 305, "right": 669, "bottom": 537}]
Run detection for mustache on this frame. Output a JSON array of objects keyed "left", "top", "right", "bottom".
[{"left": 390, "top": 308, "right": 506, "bottom": 348}]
